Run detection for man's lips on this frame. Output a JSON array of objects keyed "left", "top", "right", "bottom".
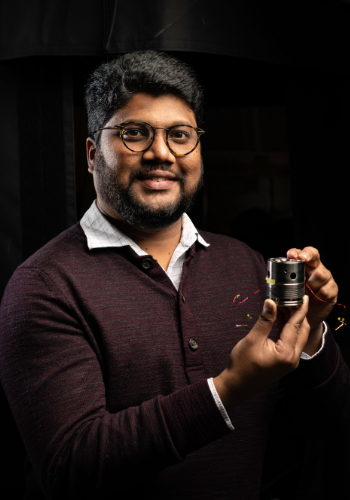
[{"left": 137, "top": 170, "right": 179, "bottom": 191}]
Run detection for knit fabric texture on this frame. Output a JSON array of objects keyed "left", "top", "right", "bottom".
[{"left": 0, "top": 223, "right": 347, "bottom": 500}]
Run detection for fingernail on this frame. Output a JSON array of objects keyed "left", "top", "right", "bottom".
[
  {"left": 263, "top": 300, "right": 274, "bottom": 313},
  {"left": 300, "top": 252, "right": 310, "bottom": 261}
]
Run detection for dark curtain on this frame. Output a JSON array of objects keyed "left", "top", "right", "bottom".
[
  {"left": 0, "top": 57, "right": 76, "bottom": 272},
  {"left": 103, "top": 0, "right": 350, "bottom": 71},
  {"left": 0, "top": 57, "right": 76, "bottom": 498},
  {"left": 0, "top": 1, "right": 350, "bottom": 72},
  {"left": 287, "top": 68, "right": 350, "bottom": 366},
  {"left": 0, "top": 62, "right": 22, "bottom": 297},
  {"left": 17, "top": 57, "right": 76, "bottom": 259}
]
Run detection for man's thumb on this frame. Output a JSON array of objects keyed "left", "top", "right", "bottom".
[{"left": 255, "top": 299, "right": 277, "bottom": 332}]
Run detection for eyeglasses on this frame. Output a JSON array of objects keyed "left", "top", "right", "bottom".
[{"left": 95, "top": 120, "right": 205, "bottom": 156}]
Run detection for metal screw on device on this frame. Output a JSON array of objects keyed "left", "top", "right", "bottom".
[{"left": 266, "top": 258, "right": 305, "bottom": 306}]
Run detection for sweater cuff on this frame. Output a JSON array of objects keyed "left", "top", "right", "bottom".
[
  {"left": 160, "top": 378, "right": 231, "bottom": 457},
  {"left": 207, "top": 378, "right": 235, "bottom": 431},
  {"left": 300, "top": 321, "right": 327, "bottom": 360},
  {"left": 284, "top": 322, "right": 339, "bottom": 388}
]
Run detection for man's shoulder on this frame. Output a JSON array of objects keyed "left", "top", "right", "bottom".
[
  {"left": 1, "top": 223, "right": 88, "bottom": 305},
  {"left": 19, "top": 222, "right": 87, "bottom": 272},
  {"left": 197, "top": 229, "right": 258, "bottom": 254},
  {"left": 196, "top": 229, "right": 266, "bottom": 272}
]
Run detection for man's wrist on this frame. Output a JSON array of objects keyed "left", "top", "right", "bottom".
[
  {"left": 302, "top": 322, "right": 324, "bottom": 356},
  {"left": 213, "top": 372, "right": 232, "bottom": 410},
  {"left": 213, "top": 370, "right": 248, "bottom": 410},
  {"left": 207, "top": 378, "right": 235, "bottom": 430}
]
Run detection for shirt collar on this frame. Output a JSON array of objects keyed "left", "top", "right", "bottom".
[{"left": 80, "top": 200, "right": 209, "bottom": 254}]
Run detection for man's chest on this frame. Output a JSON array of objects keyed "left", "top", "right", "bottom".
[{"left": 72, "top": 259, "right": 271, "bottom": 411}]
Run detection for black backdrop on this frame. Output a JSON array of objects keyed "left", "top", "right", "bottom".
[
  {"left": 1, "top": 0, "right": 350, "bottom": 71},
  {"left": 1, "top": 2, "right": 350, "bottom": 499}
]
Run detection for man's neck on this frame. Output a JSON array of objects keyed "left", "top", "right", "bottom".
[{"left": 96, "top": 200, "right": 182, "bottom": 270}]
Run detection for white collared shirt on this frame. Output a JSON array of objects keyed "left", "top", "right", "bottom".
[{"left": 81, "top": 200, "right": 209, "bottom": 291}]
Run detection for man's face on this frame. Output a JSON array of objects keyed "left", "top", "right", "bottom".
[{"left": 87, "top": 92, "right": 203, "bottom": 229}]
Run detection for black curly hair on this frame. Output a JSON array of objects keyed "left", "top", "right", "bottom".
[{"left": 84, "top": 50, "right": 204, "bottom": 145}]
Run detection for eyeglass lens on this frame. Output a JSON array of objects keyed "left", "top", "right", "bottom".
[{"left": 121, "top": 122, "right": 199, "bottom": 154}]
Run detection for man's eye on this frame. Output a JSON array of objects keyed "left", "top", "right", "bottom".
[
  {"left": 124, "top": 129, "right": 140, "bottom": 136},
  {"left": 169, "top": 129, "right": 190, "bottom": 141},
  {"left": 123, "top": 129, "right": 148, "bottom": 140}
]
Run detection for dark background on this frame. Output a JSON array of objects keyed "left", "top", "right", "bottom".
[{"left": 1, "top": 1, "right": 350, "bottom": 498}]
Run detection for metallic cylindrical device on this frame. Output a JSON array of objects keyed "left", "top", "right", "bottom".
[{"left": 266, "top": 257, "right": 305, "bottom": 306}]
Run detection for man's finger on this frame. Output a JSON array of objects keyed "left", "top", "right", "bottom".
[
  {"left": 250, "top": 299, "right": 277, "bottom": 339},
  {"left": 307, "top": 264, "right": 333, "bottom": 290},
  {"left": 278, "top": 295, "right": 310, "bottom": 351},
  {"left": 287, "top": 246, "right": 321, "bottom": 269},
  {"left": 299, "top": 246, "right": 321, "bottom": 268},
  {"left": 286, "top": 248, "right": 301, "bottom": 260},
  {"left": 294, "top": 315, "right": 311, "bottom": 355}
]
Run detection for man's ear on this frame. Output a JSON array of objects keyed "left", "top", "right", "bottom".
[{"left": 87, "top": 137, "right": 97, "bottom": 173}]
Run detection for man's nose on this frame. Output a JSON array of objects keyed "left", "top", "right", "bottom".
[{"left": 142, "top": 131, "right": 175, "bottom": 163}]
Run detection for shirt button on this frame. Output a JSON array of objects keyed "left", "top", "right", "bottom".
[
  {"left": 182, "top": 294, "right": 185, "bottom": 303},
  {"left": 142, "top": 258, "right": 152, "bottom": 270},
  {"left": 188, "top": 338, "right": 198, "bottom": 351}
]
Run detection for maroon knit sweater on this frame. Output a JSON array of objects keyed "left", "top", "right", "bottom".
[{"left": 0, "top": 223, "right": 347, "bottom": 500}]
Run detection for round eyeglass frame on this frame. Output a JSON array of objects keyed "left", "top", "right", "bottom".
[{"left": 95, "top": 120, "right": 205, "bottom": 156}]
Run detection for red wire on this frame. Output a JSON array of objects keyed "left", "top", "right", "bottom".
[
  {"left": 305, "top": 282, "right": 346, "bottom": 311},
  {"left": 233, "top": 281, "right": 346, "bottom": 329},
  {"left": 233, "top": 285, "right": 266, "bottom": 305},
  {"left": 233, "top": 282, "right": 346, "bottom": 313}
]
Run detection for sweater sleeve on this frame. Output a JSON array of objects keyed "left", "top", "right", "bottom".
[
  {"left": 0, "top": 268, "right": 230, "bottom": 500},
  {"left": 278, "top": 325, "right": 350, "bottom": 434}
]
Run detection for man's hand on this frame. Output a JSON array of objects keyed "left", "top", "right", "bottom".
[
  {"left": 286, "top": 247, "right": 338, "bottom": 331},
  {"left": 214, "top": 297, "right": 310, "bottom": 409}
]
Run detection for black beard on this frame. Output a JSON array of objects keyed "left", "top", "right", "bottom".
[{"left": 94, "top": 152, "right": 204, "bottom": 229}]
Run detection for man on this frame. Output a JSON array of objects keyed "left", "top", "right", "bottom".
[{"left": 0, "top": 51, "right": 347, "bottom": 500}]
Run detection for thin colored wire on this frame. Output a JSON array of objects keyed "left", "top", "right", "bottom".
[
  {"left": 305, "top": 283, "right": 346, "bottom": 311},
  {"left": 233, "top": 285, "right": 266, "bottom": 305},
  {"left": 233, "top": 281, "right": 346, "bottom": 329},
  {"left": 234, "top": 282, "right": 345, "bottom": 310}
]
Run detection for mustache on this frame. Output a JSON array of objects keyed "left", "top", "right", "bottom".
[{"left": 130, "top": 165, "right": 185, "bottom": 184}]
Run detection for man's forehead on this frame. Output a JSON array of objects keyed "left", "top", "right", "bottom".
[{"left": 107, "top": 91, "right": 197, "bottom": 126}]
